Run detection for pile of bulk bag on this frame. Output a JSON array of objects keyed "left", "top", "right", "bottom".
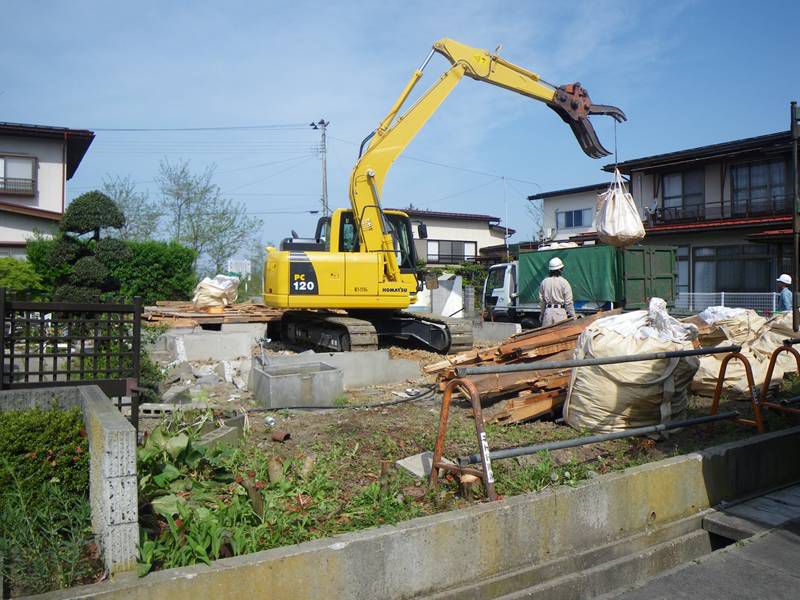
[
  {"left": 593, "top": 168, "right": 645, "bottom": 247},
  {"left": 691, "top": 309, "right": 795, "bottom": 399},
  {"left": 192, "top": 274, "right": 240, "bottom": 308},
  {"left": 564, "top": 298, "right": 699, "bottom": 433}
]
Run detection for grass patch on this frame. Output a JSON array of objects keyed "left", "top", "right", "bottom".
[{"left": 0, "top": 406, "right": 100, "bottom": 596}]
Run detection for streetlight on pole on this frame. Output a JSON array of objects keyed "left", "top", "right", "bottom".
[{"left": 310, "top": 119, "right": 330, "bottom": 218}]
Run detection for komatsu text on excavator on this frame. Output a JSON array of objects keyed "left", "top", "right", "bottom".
[{"left": 264, "top": 38, "right": 625, "bottom": 353}]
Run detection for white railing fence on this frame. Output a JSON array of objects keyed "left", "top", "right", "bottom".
[{"left": 675, "top": 292, "right": 780, "bottom": 315}]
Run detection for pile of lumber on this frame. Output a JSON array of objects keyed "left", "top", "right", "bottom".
[
  {"left": 425, "top": 309, "right": 621, "bottom": 425},
  {"left": 144, "top": 301, "right": 283, "bottom": 327}
]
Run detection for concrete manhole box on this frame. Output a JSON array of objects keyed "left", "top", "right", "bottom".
[{"left": 251, "top": 361, "right": 343, "bottom": 408}]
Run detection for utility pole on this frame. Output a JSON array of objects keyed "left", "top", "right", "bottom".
[
  {"left": 310, "top": 119, "right": 330, "bottom": 217},
  {"left": 792, "top": 102, "right": 799, "bottom": 331}
]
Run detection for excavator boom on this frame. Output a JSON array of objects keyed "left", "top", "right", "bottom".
[{"left": 353, "top": 38, "right": 625, "bottom": 283}]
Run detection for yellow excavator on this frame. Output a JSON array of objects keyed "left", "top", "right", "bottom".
[{"left": 263, "top": 38, "right": 624, "bottom": 353}]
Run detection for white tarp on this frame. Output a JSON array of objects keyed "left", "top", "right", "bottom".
[
  {"left": 192, "top": 275, "right": 240, "bottom": 308},
  {"left": 564, "top": 298, "right": 699, "bottom": 433},
  {"left": 594, "top": 168, "right": 645, "bottom": 247}
]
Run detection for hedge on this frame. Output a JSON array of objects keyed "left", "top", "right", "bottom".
[{"left": 111, "top": 241, "right": 197, "bottom": 304}]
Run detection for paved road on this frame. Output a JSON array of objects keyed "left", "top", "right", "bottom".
[{"left": 614, "top": 518, "right": 800, "bottom": 599}]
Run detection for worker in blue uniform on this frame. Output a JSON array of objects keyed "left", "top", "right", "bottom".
[{"left": 777, "top": 274, "right": 793, "bottom": 311}]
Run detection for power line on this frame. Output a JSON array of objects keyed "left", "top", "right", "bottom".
[
  {"left": 91, "top": 123, "right": 310, "bottom": 132},
  {"left": 328, "top": 135, "right": 541, "bottom": 186},
  {"left": 246, "top": 208, "right": 320, "bottom": 215},
  {"left": 227, "top": 156, "right": 315, "bottom": 192}
]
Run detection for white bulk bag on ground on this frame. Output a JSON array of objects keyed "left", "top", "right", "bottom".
[
  {"left": 564, "top": 299, "right": 699, "bottom": 433},
  {"left": 193, "top": 275, "right": 240, "bottom": 308},
  {"left": 749, "top": 312, "right": 799, "bottom": 374},
  {"left": 690, "top": 308, "right": 787, "bottom": 399},
  {"left": 594, "top": 168, "right": 645, "bottom": 247}
]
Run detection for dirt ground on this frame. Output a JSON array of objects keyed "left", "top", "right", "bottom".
[{"left": 231, "top": 347, "right": 800, "bottom": 508}]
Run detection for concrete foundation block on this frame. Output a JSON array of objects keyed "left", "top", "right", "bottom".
[
  {"left": 262, "top": 349, "right": 420, "bottom": 389},
  {"left": 251, "top": 361, "right": 344, "bottom": 408},
  {"left": 196, "top": 425, "right": 243, "bottom": 449},
  {"left": 166, "top": 331, "right": 254, "bottom": 362},
  {"left": 472, "top": 320, "right": 522, "bottom": 342}
]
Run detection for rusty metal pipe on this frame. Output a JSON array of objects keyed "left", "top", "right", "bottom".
[
  {"left": 456, "top": 345, "right": 740, "bottom": 377},
  {"left": 459, "top": 412, "right": 739, "bottom": 465},
  {"left": 709, "top": 352, "right": 764, "bottom": 433}
]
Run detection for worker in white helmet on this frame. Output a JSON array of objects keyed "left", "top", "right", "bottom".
[
  {"left": 777, "top": 274, "right": 793, "bottom": 312},
  {"left": 539, "top": 256, "right": 575, "bottom": 327}
]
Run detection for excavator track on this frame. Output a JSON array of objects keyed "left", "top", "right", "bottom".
[
  {"left": 280, "top": 311, "right": 378, "bottom": 352},
  {"left": 276, "top": 310, "right": 474, "bottom": 354}
]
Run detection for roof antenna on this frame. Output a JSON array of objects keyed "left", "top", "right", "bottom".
[{"left": 494, "top": 44, "right": 503, "bottom": 55}]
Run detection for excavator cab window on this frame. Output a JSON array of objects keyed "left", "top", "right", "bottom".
[
  {"left": 339, "top": 213, "right": 360, "bottom": 252},
  {"left": 384, "top": 212, "right": 416, "bottom": 272}
]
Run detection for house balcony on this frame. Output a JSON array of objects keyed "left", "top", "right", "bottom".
[
  {"left": 648, "top": 194, "right": 791, "bottom": 227},
  {"left": 0, "top": 177, "right": 35, "bottom": 195}
]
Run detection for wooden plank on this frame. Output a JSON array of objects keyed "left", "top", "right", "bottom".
[
  {"left": 489, "top": 391, "right": 565, "bottom": 425},
  {"left": 516, "top": 340, "right": 578, "bottom": 360}
]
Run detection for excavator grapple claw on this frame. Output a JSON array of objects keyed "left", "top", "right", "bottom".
[{"left": 547, "top": 82, "right": 626, "bottom": 159}]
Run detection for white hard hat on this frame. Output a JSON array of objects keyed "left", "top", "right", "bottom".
[
  {"left": 549, "top": 257, "right": 564, "bottom": 271},
  {"left": 778, "top": 274, "right": 792, "bottom": 285}
]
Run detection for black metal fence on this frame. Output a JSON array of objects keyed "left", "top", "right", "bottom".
[{"left": 0, "top": 288, "right": 143, "bottom": 429}]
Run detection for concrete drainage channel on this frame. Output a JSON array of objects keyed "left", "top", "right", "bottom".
[{"left": 33, "top": 426, "right": 800, "bottom": 600}]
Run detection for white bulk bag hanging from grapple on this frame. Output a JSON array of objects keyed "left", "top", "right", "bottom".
[{"left": 594, "top": 168, "right": 645, "bottom": 247}]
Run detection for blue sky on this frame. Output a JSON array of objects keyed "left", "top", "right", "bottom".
[{"left": 4, "top": 0, "right": 800, "bottom": 251}]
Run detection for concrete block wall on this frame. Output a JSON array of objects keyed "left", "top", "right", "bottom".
[
  {"left": 0, "top": 385, "right": 138, "bottom": 576},
  {"left": 33, "top": 426, "right": 800, "bottom": 599}
]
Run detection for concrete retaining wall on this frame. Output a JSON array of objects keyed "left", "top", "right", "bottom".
[
  {"left": 0, "top": 385, "right": 138, "bottom": 576},
  {"left": 32, "top": 426, "right": 800, "bottom": 600}
]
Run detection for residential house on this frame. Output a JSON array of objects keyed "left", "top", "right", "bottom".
[
  {"left": 0, "top": 122, "right": 95, "bottom": 258},
  {"left": 394, "top": 208, "right": 514, "bottom": 266},
  {"left": 529, "top": 182, "right": 607, "bottom": 242},
  {"left": 530, "top": 130, "right": 798, "bottom": 310}
]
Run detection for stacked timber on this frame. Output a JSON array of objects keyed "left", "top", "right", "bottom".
[
  {"left": 144, "top": 302, "right": 284, "bottom": 328},
  {"left": 425, "top": 309, "right": 621, "bottom": 425}
]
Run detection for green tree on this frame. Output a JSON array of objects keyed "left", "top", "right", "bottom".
[
  {"left": 0, "top": 258, "right": 46, "bottom": 298},
  {"left": 102, "top": 175, "right": 163, "bottom": 241},
  {"left": 60, "top": 191, "right": 125, "bottom": 241},
  {"left": 156, "top": 159, "right": 262, "bottom": 272}
]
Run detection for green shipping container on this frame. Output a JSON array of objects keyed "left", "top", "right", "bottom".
[{"left": 518, "top": 245, "right": 676, "bottom": 309}]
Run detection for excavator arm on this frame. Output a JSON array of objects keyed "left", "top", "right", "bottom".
[{"left": 350, "top": 37, "right": 625, "bottom": 283}]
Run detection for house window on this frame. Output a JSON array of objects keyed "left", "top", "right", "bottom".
[
  {"left": 731, "top": 160, "right": 787, "bottom": 216},
  {"left": 556, "top": 208, "right": 592, "bottom": 230},
  {"left": 0, "top": 156, "right": 36, "bottom": 195},
  {"left": 677, "top": 246, "right": 689, "bottom": 294},
  {"left": 661, "top": 169, "right": 704, "bottom": 219},
  {"left": 692, "top": 245, "right": 772, "bottom": 294},
  {"left": 426, "top": 240, "right": 477, "bottom": 264}
]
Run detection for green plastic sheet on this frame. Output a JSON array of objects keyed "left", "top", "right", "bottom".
[{"left": 518, "top": 246, "right": 622, "bottom": 305}]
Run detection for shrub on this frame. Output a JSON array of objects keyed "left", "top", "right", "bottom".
[
  {"left": 53, "top": 284, "right": 102, "bottom": 303},
  {"left": 94, "top": 237, "right": 132, "bottom": 269},
  {"left": 70, "top": 256, "right": 109, "bottom": 288},
  {"left": 26, "top": 234, "right": 83, "bottom": 292},
  {"left": 0, "top": 257, "right": 46, "bottom": 298},
  {"left": 0, "top": 405, "right": 89, "bottom": 500},
  {"left": 61, "top": 191, "right": 125, "bottom": 238},
  {"left": 111, "top": 241, "right": 197, "bottom": 304}
]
